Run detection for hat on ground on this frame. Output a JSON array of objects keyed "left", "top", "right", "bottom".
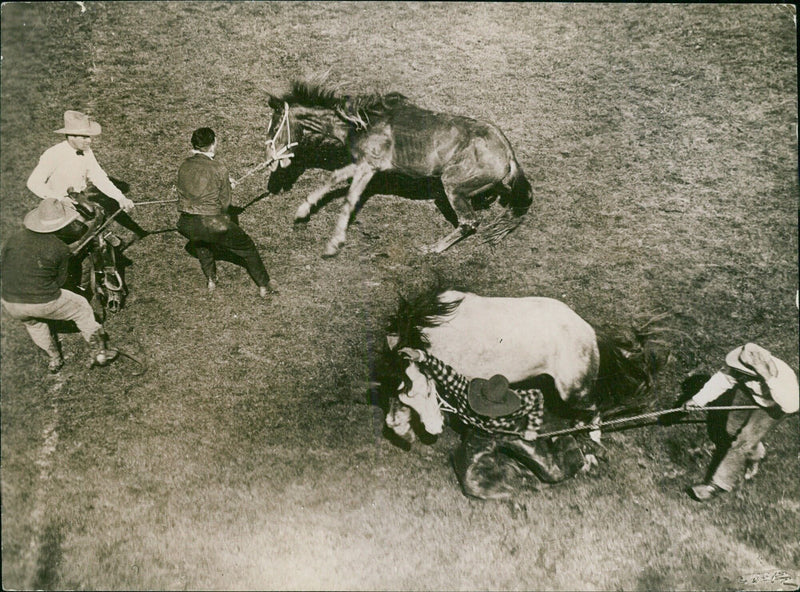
[
  {"left": 54, "top": 110, "right": 102, "bottom": 136},
  {"left": 24, "top": 199, "right": 80, "bottom": 233},
  {"left": 467, "top": 374, "right": 522, "bottom": 417},
  {"left": 726, "top": 344, "right": 799, "bottom": 414}
]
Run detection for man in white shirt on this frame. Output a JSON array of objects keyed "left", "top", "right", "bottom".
[
  {"left": 685, "top": 343, "right": 798, "bottom": 501},
  {"left": 27, "top": 110, "right": 148, "bottom": 242}
]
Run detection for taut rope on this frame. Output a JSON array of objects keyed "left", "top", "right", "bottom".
[{"left": 494, "top": 405, "right": 763, "bottom": 440}]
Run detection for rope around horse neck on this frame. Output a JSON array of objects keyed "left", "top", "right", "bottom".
[{"left": 492, "top": 405, "right": 763, "bottom": 440}]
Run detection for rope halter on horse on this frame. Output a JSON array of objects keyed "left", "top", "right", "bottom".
[{"left": 265, "top": 101, "right": 298, "bottom": 172}]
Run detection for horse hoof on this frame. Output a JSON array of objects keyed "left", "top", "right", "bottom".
[
  {"left": 322, "top": 245, "right": 340, "bottom": 258},
  {"left": 295, "top": 203, "right": 312, "bottom": 221}
]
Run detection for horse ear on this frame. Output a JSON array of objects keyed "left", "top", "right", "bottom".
[{"left": 267, "top": 94, "right": 282, "bottom": 110}]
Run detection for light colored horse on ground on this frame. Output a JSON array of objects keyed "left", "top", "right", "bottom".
[{"left": 384, "top": 289, "right": 662, "bottom": 441}]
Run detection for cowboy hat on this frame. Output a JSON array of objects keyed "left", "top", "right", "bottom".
[
  {"left": 24, "top": 199, "right": 79, "bottom": 233},
  {"left": 54, "top": 110, "right": 102, "bottom": 136},
  {"left": 467, "top": 374, "right": 522, "bottom": 417},
  {"left": 725, "top": 344, "right": 799, "bottom": 414}
]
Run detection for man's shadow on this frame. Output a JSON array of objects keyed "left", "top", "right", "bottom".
[{"left": 182, "top": 241, "right": 250, "bottom": 271}]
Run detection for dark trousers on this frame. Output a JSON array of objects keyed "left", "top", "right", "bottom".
[
  {"left": 177, "top": 212, "right": 270, "bottom": 287},
  {"left": 87, "top": 192, "right": 148, "bottom": 239}
]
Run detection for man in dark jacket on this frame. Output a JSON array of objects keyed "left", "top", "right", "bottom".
[
  {"left": 1, "top": 199, "right": 117, "bottom": 372},
  {"left": 176, "top": 127, "right": 277, "bottom": 297}
]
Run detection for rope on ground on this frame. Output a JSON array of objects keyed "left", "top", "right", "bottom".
[{"left": 92, "top": 348, "right": 148, "bottom": 377}]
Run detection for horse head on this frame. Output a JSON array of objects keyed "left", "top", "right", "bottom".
[
  {"left": 265, "top": 95, "right": 299, "bottom": 173},
  {"left": 266, "top": 93, "right": 351, "bottom": 173},
  {"left": 396, "top": 359, "right": 445, "bottom": 436}
]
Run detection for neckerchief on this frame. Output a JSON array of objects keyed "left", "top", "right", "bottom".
[{"left": 415, "top": 352, "right": 544, "bottom": 439}]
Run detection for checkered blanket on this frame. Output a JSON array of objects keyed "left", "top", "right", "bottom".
[{"left": 416, "top": 352, "right": 544, "bottom": 439}]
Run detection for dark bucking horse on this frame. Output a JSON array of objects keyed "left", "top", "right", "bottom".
[{"left": 265, "top": 79, "right": 533, "bottom": 257}]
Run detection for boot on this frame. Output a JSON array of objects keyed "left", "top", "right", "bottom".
[
  {"left": 259, "top": 281, "right": 279, "bottom": 298},
  {"left": 89, "top": 329, "right": 118, "bottom": 367},
  {"left": 46, "top": 346, "right": 64, "bottom": 373},
  {"left": 688, "top": 482, "right": 726, "bottom": 502},
  {"left": 45, "top": 333, "right": 63, "bottom": 373}
]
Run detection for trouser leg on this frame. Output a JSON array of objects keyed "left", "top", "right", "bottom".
[
  {"left": 194, "top": 243, "right": 218, "bottom": 282},
  {"left": 3, "top": 293, "right": 100, "bottom": 367},
  {"left": 178, "top": 214, "right": 217, "bottom": 282},
  {"left": 87, "top": 189, "right": 148, "bottom": 238},
  {"left": 2, "top": 298, "right": 60, "bottom": 354},
  {"left": 19, "top": 320, "right": 62, "bottom": 372},
  {"left": 710, "top": 399, "right": 780, "bottom": 492},
  {"left": 217, "top": 223, "right": 270, "bottom": 287},
  {"left": 50, "top": 289, "right": 103, "bottom": 342},
  {"left": 20, "top": 319, "right": 58, "bottom": 354},
  {"left": 46, "top": 289, "right": 103, "bottom": 342}
]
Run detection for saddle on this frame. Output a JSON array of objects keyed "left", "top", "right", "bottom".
[{"left": 71, "top": 201, "right": 127, "bottom": 314}]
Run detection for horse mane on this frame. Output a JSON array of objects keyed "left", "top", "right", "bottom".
[
  {"left": 280, "top": 79, "right": 409, "bottom": 129},
  {"left": 386, "top": 287, "right": 464, "bottom": 350}
]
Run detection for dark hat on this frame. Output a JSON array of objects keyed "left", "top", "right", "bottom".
[
  {"left": 467, "top": 374, "right": 522, "bottom": 417},
  {"left": 24, "top": 199, "right": 80, "bottom": 233}
]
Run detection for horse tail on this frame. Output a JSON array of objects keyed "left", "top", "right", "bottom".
[
  {"left": 503, "top": 158, "right": 533, "bottom": 216},
  {"left": 480, "top": 158, "right": 532, "bottom": 245},
  {"left": 591, "top": 314, "right": 671, "bottom": 417}
]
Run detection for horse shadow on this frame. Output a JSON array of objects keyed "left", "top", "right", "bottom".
[{"left": 266, "top": 151, "right": 501, "bottom": 229}]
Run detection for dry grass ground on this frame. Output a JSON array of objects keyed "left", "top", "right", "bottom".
[{"left": 1, "top": 2, "right": 798, "bottom": 590}]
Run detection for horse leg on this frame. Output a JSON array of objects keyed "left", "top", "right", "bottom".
[
  {"left": 426, "top": 189, "right": 479, "bottom": 254},
  {"left": 426, "top": 171, "right": 499, "bottom": 254},
  {"left": 295, "top": 163, "right": 360, "bottom": 222},
  {"left": 323, "top": 163, "right": 376, "bottom": 257}
]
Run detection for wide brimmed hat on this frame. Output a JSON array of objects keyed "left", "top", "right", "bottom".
[
  {"left": 467, "top": 374, "right": 522, "bottom": 417},
  {"left": 24, "top": 199, "right": 80, "bottom": 233},
  {"left": 54, "top": 110, "right": 101, "bottom": 136},
  {"left": 726, "top": 344, "right": 799, "bottom": 414}
]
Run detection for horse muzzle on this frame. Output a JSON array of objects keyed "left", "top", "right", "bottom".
[{"left": 267, "top": 156, "right": 292, "bottom": 173}]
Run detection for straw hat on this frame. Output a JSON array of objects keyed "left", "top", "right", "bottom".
[
  {"left": 24, "top": 199, "right": 79, "bottom": 233},
  {"left": 725, "top": 344, "right": 799, "bottom": 414},
  {"left": 467, "top": 374, "right": 522, "bottom": 417},
  {"left": 54, "top": 110, "right": 102, "bottom": 136}
]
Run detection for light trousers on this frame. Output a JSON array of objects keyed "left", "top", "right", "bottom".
[
  {"left": 709, "top": 389, "right": 780, "bottom": 491},
  {"left": 2, "top": 290, "right": 101, "bottom": 354}
]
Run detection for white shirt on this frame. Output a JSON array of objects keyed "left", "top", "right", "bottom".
[
  {"left": 27, "top": 140, "right": 127, "bottom": 203},
  {"left": 691, "top": 360, "right": 799, "bottom": 413}
]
